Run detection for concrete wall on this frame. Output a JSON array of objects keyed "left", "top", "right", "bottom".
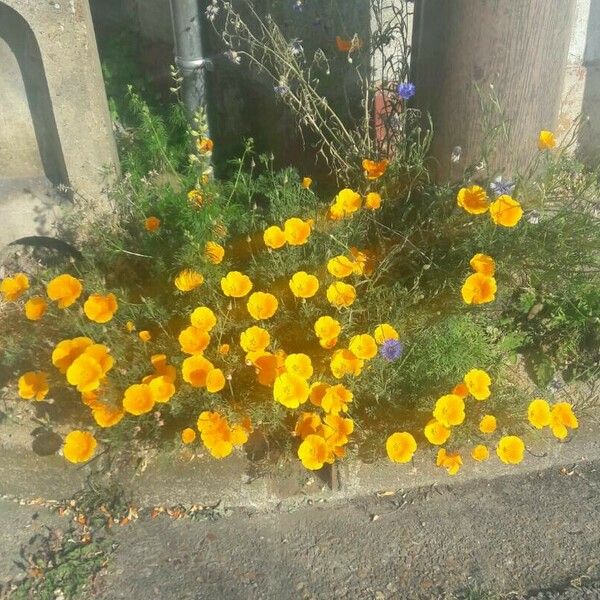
[
  {"left": 0, "top": 0, "right": 119, "bottom": 246},
  {"left": 558, "top": 0, "right": 600, "bottom": 162},
  {"left": 0, "top": 38, "right": 45, "bottom": 179}
]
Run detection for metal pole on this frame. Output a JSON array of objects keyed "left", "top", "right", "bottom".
[{"left": 169, "top": 0, "right": 210, "bottom": 123}]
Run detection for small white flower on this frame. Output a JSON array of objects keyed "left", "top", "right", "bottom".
[
  {"left": 205, "top": 0, "right": 219, "bottom": 22},
  {"left": 225, "top": 50, "right": 241, "bottom": 65},
  {"left": 526, "top": 210, "right": 540, "bottom": 225}
]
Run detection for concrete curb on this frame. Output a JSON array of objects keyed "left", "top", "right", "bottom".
[{"left": 2, "top": 424, "right": 599, "bottom": 514}]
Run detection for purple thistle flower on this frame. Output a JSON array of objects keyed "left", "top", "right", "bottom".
[
  {"left": 380, "top": 339, "right": 404, "bottom": 362},
  {"left": 397, "top": 82, "right": 416, "bottom": 101}
]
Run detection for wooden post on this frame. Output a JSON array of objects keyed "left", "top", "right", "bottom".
[{"left": 411, "top": 0, "right": 576, "bottom": 179}]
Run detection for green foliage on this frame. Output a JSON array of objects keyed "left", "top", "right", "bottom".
[{"left": 1, "top": 5, "right": 598, "bottom": 469}]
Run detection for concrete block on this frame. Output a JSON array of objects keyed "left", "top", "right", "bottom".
[{"left": 0, "top": 0, "right": 119, "bottom": 246}]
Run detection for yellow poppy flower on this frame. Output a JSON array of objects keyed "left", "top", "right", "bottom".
[
  {"left": 348, "top": 334, "right": 378, "bottom": 360},
  {"left": 240, "top": 326, "right": 270, "bottom": 353},
  {"left": 461, "top": 273, "right": 497, "bottom": 305},
  {"left": 436, "top": 448, "right": 462, "bottom": 475},
  {"left": 47, "top": 274, "right": 82, "bottom": 308},
  {"left": 373, "top": 323, "right": 399, "bottom": 344},
  {"left": 469, "top": 253, "right": 495, "bottom": 276},
  {"left": 386, "top": 432, "right": 417, "bottom": 463},
  {"left": 197, "top": 411, "right": 247, "bottom": 459},
  {"left": 294, "top": 412, "right": 323, "bottom": 439},
  {"left": 122, "top": 383, "right": 155, "bottom": 415},
  {"left": 206, "top": 368, "right": 226, "bottom": 393},
  {"left": 182, "top": 355, "right": 215, "bottom": 388},
  {"left": 326, "top": 281, "right": 356, "bottom": 308},
  {"left": 149, "top": 375, "right": 176, "bottom": 403},
  {"left": 496, "top": 435, "right": 525, "bottom": 464},
  {"left": 221, "top": 271, "right": 253, "bottom": 297},
  {"left": 18, "top": 371, "right": 49, "bottom": 401},
  {"left": 327, "top": 203, "right": 346, "bottom": 221},
  {"left": 139, "top": 330, "right": 152, "bottom": 342},
  {"left": 84, "top": 344, "right": 114, "bottom": 377},
  {"left": 92, "top": 403, "right": 125, "bottom": 428},
  {"left": 471, "top": 445, "right": 489, "bottom": 462},
  {"left": 528, "top": 398, "right": 551, "bottom": 429},
  {"left": 190, "top": 306, "right": 217, "bottom": 331},
  {"left": 433, "top": 394, "right": 465, "bottom": 428},
  {"left": 175, "top": 269, "right": 204, "bottom": 292},
  {"left": 309, "top": 382, "right": 329, "bottom": 407},
  {"left": 254, "top": 351, "right": 286, "bottom": 386},
  {"left": 330, "top": 349, "right": 364, "bottom": 379},
  {"left": 66, "top": 354, "right": 104, "bottom": 393},
  {"left": 334, "top": 188, "right": 362, "bottom": 215},
  {"left": 181, "top": 428, "right": 196, "bottom": 444},
  {"left": 538, "top": 130, "right": 556, "bottom": 150},
  {"left": 327, "top": 256, "right": 355, "bottom": 278},
  {"left": 314, "top": 316, "right": 341, "bottom": 341},
  {"left": 52, "top": 337, "right": 93, "bottom": 373},
  {"left": 457, "top": 185, "right": 489, "bottom": 215},
  {"left": 362, "top": 159, "right": 389, "bottom": 180},
  {"left": 323, "top": 413, "right": 354, "bottom": 447},
  {"left": 247, "top": 291, "right": 279, "bottom": 320},
  {"left": 179, "top": 326, "right": 211, "bottom": 355},
  {"left": 321, "top": 384, "right": 353, "bottom": 414},
  {"left": 81, "top": 390, "right": 100, "bottom": 408},
  {"left": 273, "top": 372, "right": 310, "bottom": 408},
  {"left": 424, "top": 419, "right": 451, "bottom": 445},
  {"left": 149, "top": 354, "right": 177, "bottom": 382},
  {"left": 24, "top": 296, "right": 47, "bottom": 321},
  {"left": 550, "top": 402, "right": 578, "bottom": 439},
  {"left": 1, "top": 272, "right": 29, "bottom": 301},
  {"left": 479, "top": 415, "right": 497, "bottom": 434},
  {"left": 301, "top": 177, "right": 313, "bottom": 189},
  {"left": 350, "top": 247, "right": 374, "bottom": 276},
  {"left": 63, "top": 430, "right": 97, "bottom": 463},
  {"left": 289, "top": 271, "right": 319, "bottom": 298},
  {"left": 298, "top": 434, "right": 333, "bottom": 470},
  {"left": 489, "top": 195, "right": 523, "bottom": 227},
  {"left": 284, "top": 353, "right": 313, "bottom": 379},
  {"left": 205, "top": 241, "right": 225, "bottom": 264},
  {"left": 464, "top": 368, "right": 492, "bottom": 400},
  {"left": 365, "top": 192, "right": 382, "bottom": 210},
  {"left": 263, "top": 225, "right": 287, "bottom": 249},
  {"left": 283, "top": 217, "right": 312, "bottom": 245},
  {"left": 83, "top": 293, "right": 118, "bottom": 323}
]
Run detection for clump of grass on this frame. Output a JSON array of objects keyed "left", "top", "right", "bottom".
[{"left": 8, "top": 478, "right": 128, "bottom": 600}]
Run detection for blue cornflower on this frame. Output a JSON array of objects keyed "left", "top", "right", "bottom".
[
  {"left": 380, "top": 339, "right": 404, "bottom": 362},
  {"left": 397, "top": 82, "right": 416, "bottom": 101},
  {"left": 489, "top": 176, "right": 515, "bottom": 197},
  {"left": 273, "top": 84, "right": 289, "bottom": 96}
]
